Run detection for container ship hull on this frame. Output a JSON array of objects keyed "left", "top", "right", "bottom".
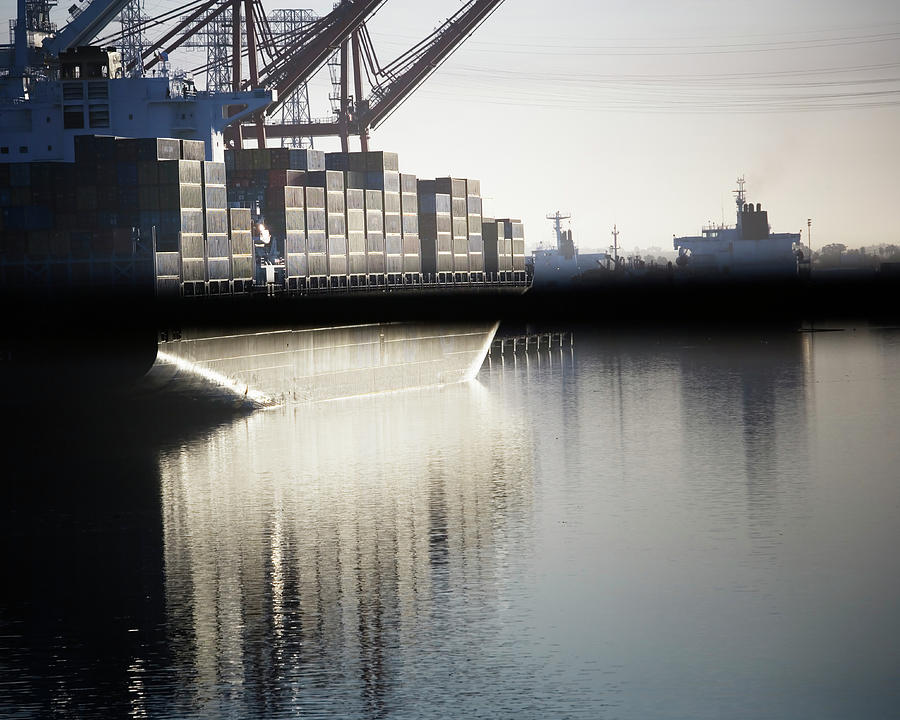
[
  {"left": 0, "top": 313, "right": 501, "bottom": 407},
  {"left": 143, "top": 320, "right": 500, "bottom": 406}
]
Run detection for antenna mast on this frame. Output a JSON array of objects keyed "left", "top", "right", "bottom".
[
  {"left": 611, "top": 224, "right": 619, "bottom": 267},
  {"left": 545, "top": 211, "right": 571, "bottom": 251},
  {"left": 734, "top": 175, "right": 746, "bottom": 210},
  {"left": 733, "top": 175, "right": 746, "bottom": 230}
]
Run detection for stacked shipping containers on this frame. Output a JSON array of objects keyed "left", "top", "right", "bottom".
[
  {"left": 0, "top": 136, "right": 190, "bottom": 290},
  {"left": 1, "top": 137, "right": 526, "bottom": 294},
  {"left": 269, "top": 182, "right": 307, "bottom": 291},
  {"left": 345, "top": 182, "right": 367, "bottom": 285},
  {"left": 159, "top": 158, "right": 204, "bottom": 294},
  {"left": 225, "top": 148, "right": 325, "bottom": 289},
  {"left": 416, "top": 180, "right": 452, "bottom": 280},
  {"left": 432, "top": 177, "right": 485, "bottom": 280},
  {"left": 400, "top": 173, "right": 421, "bottom": 280},
  {"left": 481, "top": 217, "right": 514, "bottom": 280},
  {"left": 261, "top": 169, "right": 306, "bottom": 290},
  {"left": 367, "top": 152, "right": 403, "bottom": 282},
  {"left": 496, "top": 218, "right": 527, "bottom": 282},
  {"left": 364, "top": 186, "right": 385, "bottom": 282},
  {"left": 327, "top": 151, "right": 426, "bottom": 286},
  {"left": 305, "top": 185, "right": 327, "bottom": 286},
  {"left": 308, "top": 170, "right": 347, "bottom": 286},
  {"left": 466, "top": 179, "right": 484, "bottom": 279},
  {"left": 229, "top": 207, "right": 253, "bottom": 292},
  {"left": 202, "top": 161, "right": 230, "bottom": 293},
  {"left": 327, "top": 154, "right": 372, "bottom": 286},
  {"left": 333, "top": 152, "right": 387, "bottom": 284},
  {"left": 436, "top": 178, "right": 469, "bottom": 279}
]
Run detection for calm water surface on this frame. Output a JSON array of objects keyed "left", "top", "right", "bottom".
[{"left": 3, "top": 326, "right": 899, "bottom": 719}]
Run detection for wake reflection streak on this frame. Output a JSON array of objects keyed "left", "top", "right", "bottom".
[{"left": 157, "top": 381, "right": 535, "bottom": 718}]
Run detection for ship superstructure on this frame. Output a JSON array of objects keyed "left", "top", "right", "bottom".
[
  {"left": 531, "top": 211, "right": 609, "bottom": 286},
  {"left": 0, "top": 5, "right": 271, "bottom": 164},
  {"left": 673, "top": 177, "right": 801, "bottom": 276}
]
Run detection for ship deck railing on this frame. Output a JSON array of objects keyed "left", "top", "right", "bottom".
[{"left": 286, "top": 275, "right": 531, "bottom": 296}]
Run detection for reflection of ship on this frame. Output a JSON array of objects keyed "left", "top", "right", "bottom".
[
  {"left": 530, "top": 211, "right": 610, "bottom": 287},
  {"left": 673, "top": 177, "right": 801, "bottom": 276},
  {"left": 159, "top": 381, "right": 533, "bottom": 715}
]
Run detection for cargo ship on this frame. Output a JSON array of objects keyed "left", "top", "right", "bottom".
[
  {"left": 530, "top": 211, "right": 612, "bottom": 286},
  {"left": 0, "top": 7, "right": 528, "bottom": 405},
  {"left": 673, "top": 177, "right": 802, "bottom": 276}
]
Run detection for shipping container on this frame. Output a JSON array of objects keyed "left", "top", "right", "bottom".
[{"left": 417, "top": 180, "right": 453, "bottom": 277}]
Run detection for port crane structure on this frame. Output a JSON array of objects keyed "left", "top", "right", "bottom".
[{"left": 6, "top": 0, "right": 504, "bottom": 150}]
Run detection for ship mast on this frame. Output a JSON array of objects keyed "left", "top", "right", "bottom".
[
  {"left": 545, "top": 211, "right": 571, "bottom": 251},
  {"left": 733, "top": 175, "right": 746, "bottom": 229},
  {"left": 611, "top": 224, "right": 619, "bottom": 268}
]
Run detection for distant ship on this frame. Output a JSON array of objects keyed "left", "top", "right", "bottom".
[
  {"left": 673, "top": 177, "right": 801, "bottom": 276},
  {"left": 530, "top": 211, "right": 610, "bottom": 286}
]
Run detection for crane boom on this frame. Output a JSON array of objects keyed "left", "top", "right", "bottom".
[
  {"left": 362, "top": 0, "right": 504, "bottom": 129},
  {"left": 43, "top": 0, "right": 134, "bottom": 54},
  {"left": 261, "top": 0, "right": 386, "bottom": 115},
  {"left": 255, "top": 0, "right": 504, "bottom": 141}
]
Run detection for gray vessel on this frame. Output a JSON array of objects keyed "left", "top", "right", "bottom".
[{"left": 673, "top": 177, "right": 802, "bottom": 275}]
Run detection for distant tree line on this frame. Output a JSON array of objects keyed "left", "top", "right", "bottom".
[{"left": 807, "top": 243, "right": 900, "bottom": 270}]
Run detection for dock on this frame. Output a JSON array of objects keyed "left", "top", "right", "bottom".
[{"left": 489, "top": 331, "right": 573, "bottom": 356}]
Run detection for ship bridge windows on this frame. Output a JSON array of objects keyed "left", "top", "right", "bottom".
[
  {"left": 88, "top": 105, "right": 110, "bottom": 128},
  {"left": 87, "top": 82, "right": 108, "bottom": 100},
  {"left": 64, "top": 105, "right": 84, "bottom": 129},
  {"left": 0, "top": 147, "right": 8, "bottom": 154},
  {"left": 63, "top": 82, "right": 83, "bottom": 100}
]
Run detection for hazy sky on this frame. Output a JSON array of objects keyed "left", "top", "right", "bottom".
[{"left": 5, "top": 0, "right": 899, "bottom": 252}]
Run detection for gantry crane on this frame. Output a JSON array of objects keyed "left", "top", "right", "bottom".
[
  {"left": 25, "top": 0, "right": 506, "bottom": 149},
  {"left": 257, "top": 0, "right": 505, "bottom": 150}
]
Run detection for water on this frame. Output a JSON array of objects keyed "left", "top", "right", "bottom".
[{"left": 3, "top": 326, "right": 900, "bottom": 719}]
